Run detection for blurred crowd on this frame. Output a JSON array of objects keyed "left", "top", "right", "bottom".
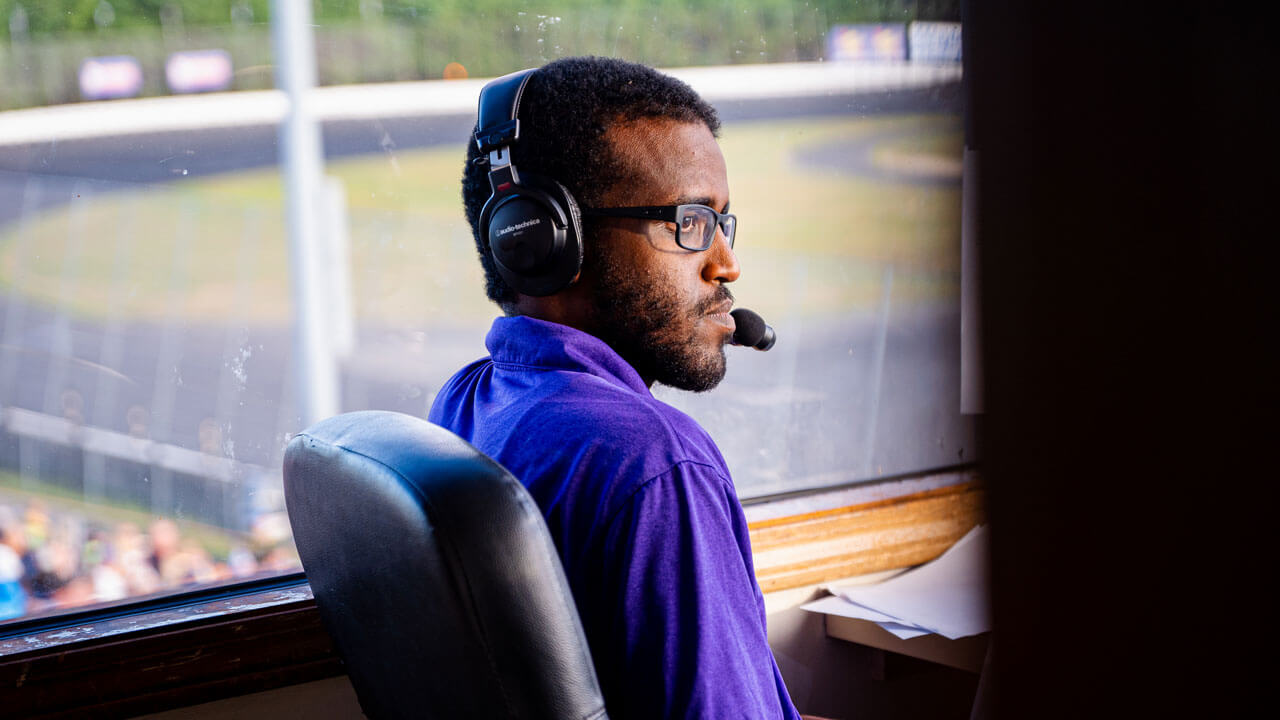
[{"left": 0, "top": 498, "right": 300, "bottom": 621}]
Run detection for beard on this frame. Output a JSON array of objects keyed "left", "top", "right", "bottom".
[{"left": 588, "top": 250, "right": 733, "bottom": 392}]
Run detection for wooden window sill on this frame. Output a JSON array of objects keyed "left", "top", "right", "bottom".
[{"left": 750, "top": 474, "right": 984, "bottom": 594}]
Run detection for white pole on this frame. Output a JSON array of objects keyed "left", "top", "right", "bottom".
[
  {"left": 322, "top": 175, "right": 355, "bottom": 359},
  {"left": 272, "top": 0, "right": 338, "bottom": 427}
]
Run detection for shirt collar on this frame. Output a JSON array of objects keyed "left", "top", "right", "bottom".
[{"left": 485, "top": 315, "right": 652, "bottom": 396}]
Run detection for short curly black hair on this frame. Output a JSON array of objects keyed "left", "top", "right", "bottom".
[{"left": 461, "top": 56, "right": 720, "bottom": 311}]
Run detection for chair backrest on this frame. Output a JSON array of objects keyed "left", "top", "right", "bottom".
[{"left": 283, "top": 410, "right": 608, "bottom": 720}]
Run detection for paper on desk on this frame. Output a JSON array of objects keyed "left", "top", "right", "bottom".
[
  {"left": 801, "top": 524, "right": 991, "bottom": 640},
  {"left": 837, "top": 524, "right": 990, "bottom": 639},
  {"left": 801, "top": 595, "right": 934, "bottom": 639}
]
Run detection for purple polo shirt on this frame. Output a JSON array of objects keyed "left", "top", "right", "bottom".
[{"left": 428, "top": 315, "right": 799, "bottom": 720}]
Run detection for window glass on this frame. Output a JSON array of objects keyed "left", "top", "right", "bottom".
[{"left": 0, "top": 0, "right": 967, "bottom": 623}]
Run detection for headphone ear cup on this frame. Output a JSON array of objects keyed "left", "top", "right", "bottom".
[
  {"left": 482, "top": 174, "right": 583, "bottom": 297},
  {"left": 545, "top": 177, "right": 584, "bottom": 282}
]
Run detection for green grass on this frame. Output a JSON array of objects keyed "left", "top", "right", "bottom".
[
  {"left": 0, "top": 114, "right": 962, "bottom": 327},
  {"left": 875, "top": 125, "right": 966, "bottom": 158}
]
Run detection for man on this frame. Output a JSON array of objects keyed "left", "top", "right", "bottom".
[{"left": 429, "top": 57, "right": 800, "bottom": 719}]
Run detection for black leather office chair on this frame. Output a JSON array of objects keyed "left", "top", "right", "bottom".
[{"left": 283, "top": 410, "right": 608, "bottom": 720}]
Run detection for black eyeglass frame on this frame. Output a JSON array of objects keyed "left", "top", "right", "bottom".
[{"left": 581, "top": 204, "right": 737, "bottom": 251}]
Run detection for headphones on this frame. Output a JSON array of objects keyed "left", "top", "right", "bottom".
[{"left": 475, "top": 68, "right": 584, "bottom": 297}]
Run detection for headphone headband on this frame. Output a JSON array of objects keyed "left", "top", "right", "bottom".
[{"left": 475, "top": 69, "right": 536, "bottom": 154}]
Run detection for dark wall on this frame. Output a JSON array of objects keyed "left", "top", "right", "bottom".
[{"left": 971, "top": 2, "right": 1276, "bottom": 718}]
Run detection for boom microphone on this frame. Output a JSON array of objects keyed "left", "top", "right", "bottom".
[{"left": 730, "top": 308, "right": 776, "bottom": 351}]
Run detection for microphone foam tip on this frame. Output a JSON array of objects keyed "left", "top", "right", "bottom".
[{"left": 730, "top": 308, "right": 766, "bottom": 347}]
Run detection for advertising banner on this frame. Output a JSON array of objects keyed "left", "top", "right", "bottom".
[
  {"left": 826, "top": 24, "right": 908, "bottom": 62},
  {"left": 165, "top": 49, "right": 234, "bottom": 94},
  {"left": 909, "top": 22, "right": 963, "bottom": 62},
  {"left": 79, "top": 56, "right": 144, "bottom": 100}
]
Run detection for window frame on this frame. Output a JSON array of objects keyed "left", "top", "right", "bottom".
[
  {"left": 0, "top": 23, "right": 975, "bottom": 711},
  {"left": 0, "top": 573, "right": 342, "bottom": 718}
]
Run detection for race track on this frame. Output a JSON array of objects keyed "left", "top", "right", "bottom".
[{"left": 0, "top": 76, "right": 972, "bottom": 523}]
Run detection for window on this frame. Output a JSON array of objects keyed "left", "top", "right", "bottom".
[{"left": 0, "top": 0, "right": 968, "bottom": 625}]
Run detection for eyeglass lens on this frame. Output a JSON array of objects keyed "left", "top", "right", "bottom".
[{"left": 677, "top": 205, "right": 735, "bottom": 251}]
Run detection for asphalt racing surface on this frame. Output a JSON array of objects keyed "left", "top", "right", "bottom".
[{"left": 0, "top": 83, "right": 973, "bottom": 518}]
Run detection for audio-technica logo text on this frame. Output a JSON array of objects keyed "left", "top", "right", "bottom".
[{"left": 496, "top": 218, "right": 541, "bottom": 236}]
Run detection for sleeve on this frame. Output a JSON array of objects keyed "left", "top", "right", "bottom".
[{"left": 595, "top": 461, "right": 800, "bottom": 720}]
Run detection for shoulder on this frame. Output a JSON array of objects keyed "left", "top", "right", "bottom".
[
  {"left": 515, "top": 373, "right": 733, "bottom": 517},
  {"left": 608, "top": 459, "right": 741, "bottom": 532},
  {"left": 550, "top": 373, "right": 723, "bottom": 470},
  {"left": 432, "top": 356, "right": 491, "bottom": 404},
  {"left": 427, "top": 357, "right": 492, "bottom": 429}
]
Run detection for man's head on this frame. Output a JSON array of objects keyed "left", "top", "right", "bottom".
[{"left": 462, "top": 57, "right": 739, "bottom": 391}]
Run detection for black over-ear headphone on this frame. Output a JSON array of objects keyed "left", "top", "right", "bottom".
[{"left": 475, "top": 68, "right": 584, "bottom": 297}]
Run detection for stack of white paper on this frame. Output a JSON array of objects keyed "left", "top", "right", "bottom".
[{"left": 801, "top": 524, "right": 991, "bottom": 640}]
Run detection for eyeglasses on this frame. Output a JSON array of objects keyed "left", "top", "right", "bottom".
[{"left": 581, "top": 204, "right": 736, "bottom": 251}]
